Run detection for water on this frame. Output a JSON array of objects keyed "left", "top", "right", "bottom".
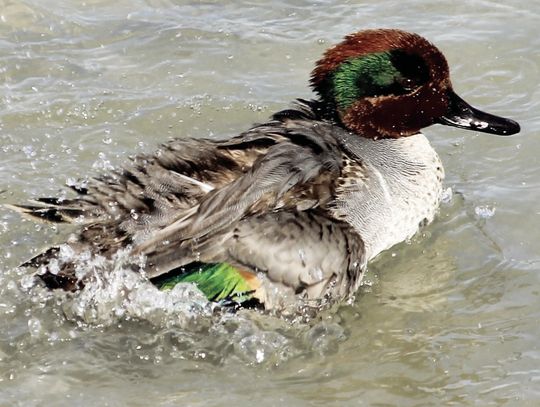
[{"left": 0, "top": 0, "right": 539, "bottom": 405}]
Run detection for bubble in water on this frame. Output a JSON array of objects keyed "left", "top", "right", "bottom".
[
  {"left": 304, "top": 321, "right": 346, "bottom": 355},
  {"left": 236, "top": 331, "right": 289, "bottom": 365},
  {"left": 474, "top": 205, "right": 496, "bottom": 219}
]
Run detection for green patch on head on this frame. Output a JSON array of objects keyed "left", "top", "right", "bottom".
[
  {"left": 154, "top": 262, "right": 256, "bottom": 303},
  {"left": 331, "top": 51, "right": 401, "bottom": 109}
]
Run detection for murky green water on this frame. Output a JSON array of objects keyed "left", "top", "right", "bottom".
[{"left": 1, "top": 0, "right": 539, "bottom": 405}]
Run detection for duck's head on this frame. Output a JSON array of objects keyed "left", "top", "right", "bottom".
[{"left": 311, "top": 29, "right": 520, "bottom": 139}]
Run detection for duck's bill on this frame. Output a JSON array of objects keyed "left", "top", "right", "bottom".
[{"left": 436, "top": 91, "right": 520, "bottom": 136}]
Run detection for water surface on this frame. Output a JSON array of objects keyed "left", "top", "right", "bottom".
[{"left": 1, "top": 1, "right": 539, "bottom": 405}]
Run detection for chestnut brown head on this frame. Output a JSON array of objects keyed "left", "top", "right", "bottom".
[{"left": 311, "top": 29, "right": 520, "bottom": 139}]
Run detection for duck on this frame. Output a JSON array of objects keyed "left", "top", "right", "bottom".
[{"left": 8, "top": 29, "right": 520, "bottom": 312}]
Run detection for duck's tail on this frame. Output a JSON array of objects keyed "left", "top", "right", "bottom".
[
  {"left": 3, "top": 197, "right": 90, "bottom": 224},
  {"left": 4, "top": 198, "right": 99, "bottom": 291}
]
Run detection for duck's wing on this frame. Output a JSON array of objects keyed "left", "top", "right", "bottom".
[
  {"left": 137, "top": 126, "right": 368, "bottom": 306},
  {"left": 131, "top": 114, "right": 366, "bottom": 307},
  {"left": 134, "top": 117, "right": 346, "bottom": 276}
]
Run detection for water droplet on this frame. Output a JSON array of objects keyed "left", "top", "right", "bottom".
[
  {"left": 20, "top": 275, "right": 35, "bottom": 290},
  {"left": 255, "top": 348, "right": 264, "bottom": 363},
  {"left": 22, "top": 145, "right": 36, "bottom": 158},
  {"left": 28, "top": 317, "right": 42, "bottom": 337},
  {"left": 441, "top": 187, "right": 453, "bottom": 204},
  {"left": 59, "top": 244, "right": 75, "bottom": 262}
]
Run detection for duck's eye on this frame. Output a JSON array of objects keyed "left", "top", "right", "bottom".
[
  {"left": 390, "top": 50, "right": 430, "bottom": 92},
  {"left": 398, "top": 77, "right": 420, "bottom": 93}
]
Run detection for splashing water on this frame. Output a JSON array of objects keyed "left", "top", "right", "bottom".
[{"left": 9, "top": 247, "right": 349, "bottom": 368}]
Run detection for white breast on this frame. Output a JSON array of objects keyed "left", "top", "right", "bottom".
[{"left": 333, "top": 133, "right": 444, "bottom": 260}]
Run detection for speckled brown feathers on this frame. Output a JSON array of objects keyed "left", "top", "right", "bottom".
[{"left": 13, "top": 101, "right": 367, "bottom": 303}]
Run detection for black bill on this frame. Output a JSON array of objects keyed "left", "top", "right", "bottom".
[{"left": 436, "top": 90, "right": 520, "bottom": 136}]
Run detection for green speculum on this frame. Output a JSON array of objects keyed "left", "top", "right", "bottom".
[
  {"left": 152, "top": 262, "right": 254, "bottom": 303},
  {"left": 331, "top": 51, "right": 401, "bottom": 110}
]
